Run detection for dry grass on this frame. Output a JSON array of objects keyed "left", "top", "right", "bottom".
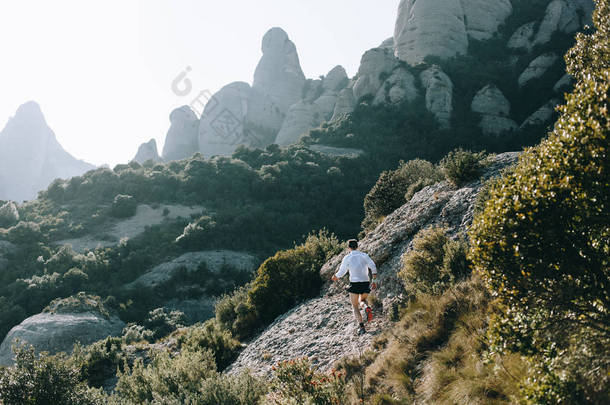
[{"left": 362, "top": 277, "right": 525, "bottom": 404}]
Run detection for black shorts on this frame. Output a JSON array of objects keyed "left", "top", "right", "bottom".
[{"left": 347, "top": 282, "right": 370, "bottom": 294}]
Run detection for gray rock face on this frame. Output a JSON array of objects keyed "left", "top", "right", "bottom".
[
  {"left": 471, "top": 85, "right": 510, "bottom": 117},
  {"left": 253, "top": 27, "right": 306, "bottom": 114},
  {"left": 353, "top": 48, "right": 400, "bottom": 101},
  {"left": 132, "top": 139, "right": 161, "bottom": 164},
  {"left": 0, "top": 102, "right": 94, "bottom": 202},
  {"left": 373, "top": 68, "right": 418, "bottom": 105},
  {"left": 125, "top": 250, "right": 257, "bottom": 289},
  {"left": 0, "top": 311, "right": 124, "bottom": 366},
  {"left": 379, "top": 37, "right": 395, "bottom": 49},
  {"left": 330, "top": 88, "right": 356, "bottom": 122},
  {"left": 229, "top": 153, "right": 520, "bottom": 376},
  {"left": 420, "top": 66, "right": 453, "bottom": 128},
  {"left": 518, "top": 53, "right": 558, "bottom": 87},
  {"left": 275, "top": 102, "right": 322, "bottom": 146},
  {"left": 198, "top": 82, "right": 282, "bottom": 157},
  {"left": 461, "top": 0, "right": 513, "bottom": 40},
  {"left": 521, "top": 99, "right": 560, "bottom": 128},
  {"left": 313, "top": 93, "right": 339, "bottom": 121},
  {"left": 394, "top": 0, "right": 512, "bottom": 64},
  {"left": 471, "top": 85, "right": 517, "bottom": 135},
  {"left": 322, "top": 66, "right": 348, "bottom": 93},
  {"left": 553, "top": 73, "right": 573, "bottom": 92},
  {"left": 508, "top": 22, "right": 537, "bottom": 51},
  {"left": 394, "top": 0, "right": 468, "bottom": 65},
  {"left": 162, "top": 106, "right": 199, "bottom": 161}
]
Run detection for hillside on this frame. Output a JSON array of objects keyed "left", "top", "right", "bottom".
[{"left": 0, "top": 1, "right": 607, "bottom": 404}]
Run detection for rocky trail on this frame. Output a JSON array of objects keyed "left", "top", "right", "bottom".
[{"left": 229, "top": 152, "right": 519, "bottom": 376}]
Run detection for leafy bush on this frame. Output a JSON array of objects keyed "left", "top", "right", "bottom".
[
  {"left": 6, "top": 221, "right": 42, "bottom": 245},
  {"left": 362, "top": 159, "right": 443, "bottom": 231},
  {"left": 269, "top": 358, "right": 347, "bottom": 405},
  {"left": 439, "top": 149, "right": 487, "bottom": 187},
  {"left": 143, "top": 308, "right": 186, "bottom": 340},
  {"left": 121, "top": 323, "right": 154, "bottom": 344},
  {"left": 110, "top": 194, "right": 137, "bottom": 218},
  {"left": 0, "top": 202, "right": 19, "bottom": 228},
  {"left": 399, "top": 227, "right": 470, "bottom": 296},
  {"left": 0, "top": 344, "right": 104, "bottom": 405},
  {"left": 72, "top": 337, "right": 126, "bottom": 388},
  {"left": 174, "top": 215, "right": 216, "bottom": 249},
  {"left": 470, "top": 2, "right": 610, "bottom": 402},
  {"left": 215, "top": 230, "right": 342, "bottom": 340},
  {"left": 177, "top": 319, "right": 241, "bottom": 370}
]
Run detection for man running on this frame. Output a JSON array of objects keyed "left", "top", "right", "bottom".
[{"left": 332, "top": 239, "right": 378, "bottom": 335}]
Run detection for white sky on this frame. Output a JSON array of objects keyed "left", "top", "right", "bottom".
[{"left": 0, "top": 1, "right": 398, "bottom": 167}]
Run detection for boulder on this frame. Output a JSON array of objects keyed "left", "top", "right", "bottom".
[
  {"left": 352, "top": 48, "right": 400, "bottom": 101},
  {"left": 534, "top": 0, "right": 566, "bottom": 46},
  {"left": 394, "top": 0, "right": 468, "bottom": 65},
  {"left": 253, "top": 27, "right": 306, "bottom": 114},
  {"left": 508, "top": 22, "right": 536, "bottom": 51},
  {"left": 275, "top": 102, "right": 321, "bottom": 146},
  {"left": 461, "top": 0, "right": 513, "bottom": 41},
  {"left": 520, "top": 99, "right": 560, "bottom": 128},
  {"left": 518, "top": 53, "right": 558, "bottom": 87},
  {"left": 471, "top": 85, "right": 511, "bottom": 117},
  {"left": 132, "top": 139, "right": 161, "bottom": 164},
  {"left": 534, "top": 0, "right": 595, "bottom": 46},
  {"left": 322, "top": 66, "right": 348, "bottom": 93},
  {"left": 330, "top": 88, "right": 356, "bottom": 122},
  {"left": 553, "top": 73, "right": 573, "bottom": 92},
  {"left": 161, "top": 106, "right": 199, "bottom": 161},
  {"left": 0, "top": 295, "right": 124, "bottom": 366},
  {"left": 0, "top": 101, "right": 94, "bottom": 201},
  {"left": 420, "top": 66, "right": 453, "bottom": 128},
  {"left": 373, "top": 68, "right": 418, "bottom": 105}
]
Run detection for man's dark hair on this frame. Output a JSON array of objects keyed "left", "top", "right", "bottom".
[{"left": 348, "top": 239, "right": 358, "bottom": 249}]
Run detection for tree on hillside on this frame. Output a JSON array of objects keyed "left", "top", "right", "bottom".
[{"left": 470, "top": 0, "right": 609, "bottom": 402}]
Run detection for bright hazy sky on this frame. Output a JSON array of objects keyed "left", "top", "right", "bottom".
[{"left": 0, "top": 1, "right": 398, "bottom": 167}]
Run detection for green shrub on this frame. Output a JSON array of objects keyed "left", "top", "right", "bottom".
[
  {"left": 121, "top": 323, "right": 154, "bottom": 343},
  {"left": 399, "top": 227, "right": 470, "bottom": 296},
  {"left": 0, "top": 344, "right": 104, "bottom": 405},
  {"left": 143, "top": 308, "right": 186, "bottom": 340},
  {"left": 439, "top": 149, "right": 487, "bottom": 187},
  {"left": 177, "top": 319, "right": 241, "bottom": 370},
  {"left": 363, "top": 159, "right": 442, "bottom": 231},
  {"left": 73, "top": 337, "right": 126, "bottom": 388},
  {"left": 215, "top": 285, "right": 258, "bottom": 340},
  {"left": 110, "top": 194, "right": 137, "bottom": 218},
  {"left": 470, "top": 2, "right": 610, "bottom": 402},
  {"left": 269, "top": 358, "right": 347, "bottom": 405},
  {"left": 6, "top": 221, "right": 42, "bottom": 245},
  {"left": 174, "top": 215, "right": 216, "bottom": 249},
  {"left": 0, "top": 202, "right": 19, "bottom": 228}
]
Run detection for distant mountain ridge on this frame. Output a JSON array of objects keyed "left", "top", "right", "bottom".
[{"left": 0, "top": 101, "right": 94, "bottom": 201}]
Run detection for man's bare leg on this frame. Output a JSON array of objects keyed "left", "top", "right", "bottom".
[
  {"left": 350, "top": 293, "right": 363, "bottom": 324},
  {"left": 359, "top": 293, "right": 368, "bottom": 307}
]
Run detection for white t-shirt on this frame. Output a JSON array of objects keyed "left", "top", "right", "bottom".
[{"left": 335, "top": 250, "right": 377, "bottom": 282}]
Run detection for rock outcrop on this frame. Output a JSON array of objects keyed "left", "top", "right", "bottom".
[
  {"left": 509, "top": 0, "right": 594, "bottom": 51},
  {"left": 518, "top": 53, "right": 558, "bottom": 87},
  {"left": 330, "top": 88, "right": 356, "bottom": 122},
  {"left": 394, "top": 0, "right": 512, "bottom": 65},
  {"left": 420, "top": 66, "right": 453, "bottom": 128},
  {"left": 253, "top": 27, "right": 306, "bottom": 114},
  {"left": 520, "top": 99, "right": 560, "bottom": 128},
  {"left": 162, "top": 106, "right": 199, "bottom": 161},
  {"left": 0, "top": 102, "right": 94, "bottom": 201},
  {"left": 373, "top": 67, "right": 418, "bottom": 105},
  {"left": 471, "top": 85, "right": 517, "bottom": 135},
  {"left": 229, "top": 153, "right": 519, "bottom": 376},
  {"left": 0, "top": 295, "right": 124, "bottom": 366},
  {"left": 132, "top": 139, "right": 162, "bottom": 164},
  {"left": 352, "top": 48, "right": 400, "bottom": 101},
  {"left": 394, "top": 0, "right": 468, "bottom": 65}
]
